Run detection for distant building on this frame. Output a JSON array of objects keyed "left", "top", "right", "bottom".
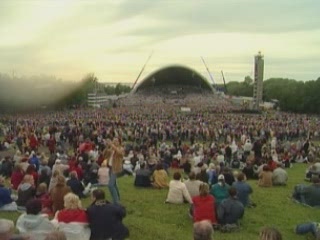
[
  {"left": 103, "top": 82, "right": 133, "bottom": 87},
  {"left": 87, "top": 93, "right": 110, "bottom": 108},
  {"left": 253, "top": 52, "right": 264, "bottom": 110}
]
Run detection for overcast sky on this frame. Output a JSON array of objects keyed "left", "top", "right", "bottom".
[{"left": 0, "top": 0, "right": 319, "bottom": 84}]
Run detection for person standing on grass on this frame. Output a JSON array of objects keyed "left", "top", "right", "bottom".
[{"left": 104, "top": 137, "right": 124, "bottom": 204}]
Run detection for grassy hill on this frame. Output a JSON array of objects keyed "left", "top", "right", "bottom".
[{"left": 0, "top": 164, "right": 318, "bottom": 240}]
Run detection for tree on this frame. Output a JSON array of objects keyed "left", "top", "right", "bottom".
[{"left": 244, "top": 76, "right": 253, "bottom": 85}]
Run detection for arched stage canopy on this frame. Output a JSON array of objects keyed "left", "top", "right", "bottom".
[{"left": 132, "top": 65, "right": 215, "bottom": 93}]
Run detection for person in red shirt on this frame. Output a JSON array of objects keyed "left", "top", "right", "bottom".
[
  {"left": 47, "top": 135, "right": 56, "bottom": 155},
  {"left": 11, "top": 164, "right": 25, "bottom": 190},
  {"left": 192, "top": 183, "right": 218, "bottom": 225},
  {"left": 25, "top": 164, "right": 38, "bottom": 186},
  {"left": 55, "top": 192, "right": 88, "bottom": 223},
  {"left": 29, "top": 133, "right": 38, "bottom": 151},
  {"left": 53, "top": 192, "right": 90, "bottom": 240}
]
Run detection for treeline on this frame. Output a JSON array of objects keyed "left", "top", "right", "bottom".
[{"left": 222, "top": 76, "right": 320, "bottom": 114}]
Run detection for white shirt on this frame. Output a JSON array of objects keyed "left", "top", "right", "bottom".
[{"left": 166, "top": 180, "right": 192, "bottom": 204}]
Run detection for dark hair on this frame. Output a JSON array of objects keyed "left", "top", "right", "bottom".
[
  {"left": 140, "top": 162, "right": 146, "bottom": 169},
  {"left": 237, "top": 173, "right": 245, "bottom": 182},
  {"left": 173, "top": 172, "right": 181, "bottom": 180},
  {"left": 263, "top": 165, "right": 270, "bottom": 172},
  {"left": 26, "top": 199, "right": 42, "bottom": 215},
  {"left": 156, "top": 163, "right": 163, "bottom": 170},
  {"left": 92, "top": 189, "right": 105, "bottom": 200},
  {"left": 228, "top": 187, "right": 237, "bottom": 197},
  {"left": 189, "top": 171, "right": 196, "bottom": 180},
  {"left": 26, "top": 164, "right": 36, "bottom": 174},
  {"left": 312, "top": 176, "right": 320, "bottom": 184}
]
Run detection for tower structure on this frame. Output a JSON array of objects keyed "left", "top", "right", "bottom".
[{"left": 253, "top": 51, "right": 264, "bottom": 110}]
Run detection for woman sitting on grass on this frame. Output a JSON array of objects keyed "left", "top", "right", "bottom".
[
  {"left": 35, "top": 183, "right": 53, "bottom": 215},
  {"left": 192, "top": 183, "right": 217, "bottom": 225},
  {"left": 52, "top": 192, "right": 90, "bottom": 240},
  {"left": 16, "top": 174, "right": 36, "bottom": 210},
  {"left": 165, "top": 172, "right": 192, "bottom": 204},
  {"left": 258, "top": 165, "right": 273, "bottom": 187},
  {"left": 152, "top": 163, "right": 169, "bottom": 189},
  {"left": 50, "top": 175, "right": 71, "bottom": 213},
  {"left": 0, "top": 176, "right": 18, "bottom": 211}
]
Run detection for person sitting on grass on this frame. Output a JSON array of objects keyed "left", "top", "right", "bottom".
[
  {"left": 16, "top": 174, "right": 36, "bottom": 210},
  {"left": 272, "top": 163, "right": 288, "bottom": 186},
  {"left": 152, "top": 163, "right": 169, "bottom": 189},
  {"left": 292, "top": 176, "right": 320, "bottom": 207},
  {"left": 210, "top": 174, "right": 230, "bottom": 206},
  {"left": 0, "top": 219, "right": 30, "bottom": 240},
  {"left": 232, "top": 173, "right": 253, "bottom": 207},
  {"left": 44, "top": 231, "right": 67, "bottom": 240},
  {"left": 166, "top": 172, "right": 192, "bottom": 204},
  {"left": 67, "top": 171, "right": 91, "bottom": 199},
  {"left": 50, "top": 175, "right": 71, "bottom": 213},
  {"left": 295, "top": 222, "right": 320, "bottom": 239},
  {"left": 35, "top": 183, "right": 53, "bottom": 215},
  {"left": 97, "top": 160, "right": 109, "bottom": 186},
  {"left": 87, "top": 189, "right": 129, "bottom": 240},
  {"left": 134, "top": 162, "right": 152, "bottom": 187},
  {"left": 258, "top": 165, "right": 273, "bottom": 187},
  {"left": 192, "top": 183, "right": 217, "bottom": 225},
  {"left": 193, "top": 220, "right": 213, "bottom": 240},
  {"left": 0, "top": 176, "right": 18, "bottom": 211},
  {"left": 259, "top": 226, "right": 282, "bottom": 240},
  {"left": 52, "top": 193, "right": 90, "bottom": 240},
  {"left": 10, "top": 164, "right": 24, "bottom": 190},
  {"left": 217, "top": 187, "right": 244, "bottom": 232},
  {"left": 185, "top": 172, "right": 203, "bottom": 198},
  {"left": 16, "top": 199, "right": 56, "bottom": 240}
]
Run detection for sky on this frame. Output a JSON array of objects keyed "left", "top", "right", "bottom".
[{"left": 0, "top": 0, "right": 319, "bottom": 84}]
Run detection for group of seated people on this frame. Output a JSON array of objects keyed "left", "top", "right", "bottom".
[{"left": 0, "top": 189, "right": 128, "bottom": 240}]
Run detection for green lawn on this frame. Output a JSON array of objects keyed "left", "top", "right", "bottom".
[{"left": 0, "top": 164, "right": 318, "bottom": 240}]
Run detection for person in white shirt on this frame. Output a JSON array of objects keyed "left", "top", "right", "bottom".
[
  {"left": 184, "top": 172, "right": 203, "bottom": 198},
  {"left": 166, "top": 172, "right": 192, "bottom": 204},
  {"left": 272, "top": 164, "right": 288, "bottom": 186}
]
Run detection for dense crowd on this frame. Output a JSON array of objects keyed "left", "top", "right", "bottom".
[{"left": 0, "top": 96, "right": 320, "bottom": 240}]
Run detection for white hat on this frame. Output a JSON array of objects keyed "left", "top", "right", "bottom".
[{"left": 218, "top": 174, "right": 225, "bottom": 180}]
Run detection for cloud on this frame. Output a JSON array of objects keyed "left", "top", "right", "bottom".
[{"left": 0, "top": 0, "right": 319, "bottom": 82}]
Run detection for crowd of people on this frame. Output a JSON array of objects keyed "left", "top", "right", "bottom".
[{"left": 0, "top": 94, "right": 320, "bottom": 239}]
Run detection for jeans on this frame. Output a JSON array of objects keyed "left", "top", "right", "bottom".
[
  {"left": 296, "top": 222, "right": 320, "bottom": 238},
  {"left": 108, "top": 171, "right": 120, "bottom": 204}
]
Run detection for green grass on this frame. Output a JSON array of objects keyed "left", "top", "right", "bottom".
[{"left": 1, "top": 164, "right": 318, "bottom": 240}]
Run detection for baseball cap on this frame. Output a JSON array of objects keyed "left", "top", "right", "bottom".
[{"left": 218, "top": 174, "right": 225, "bottom": 180}]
